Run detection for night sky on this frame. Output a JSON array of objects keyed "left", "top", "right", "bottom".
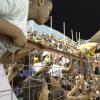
[{"left": 46, "top": 0, "right": 100, "bottom": 41}]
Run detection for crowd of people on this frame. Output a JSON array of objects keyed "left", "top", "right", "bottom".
[
  {"left": 27, "top": 30, "right": 76, "bottom": 53},
  {"left": 0, "top": 0, "right": 100, "bottom": 100},
  {"left": 4, "top": 31, "right": 100, "bottom": 100},
  {"left": 5, "top": 46, "right": 100, "bottom": 100}
]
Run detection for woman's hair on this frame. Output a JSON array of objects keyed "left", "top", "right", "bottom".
[
  {"left": 48, "top": 88, "right": 66, "bottom": 100},
  {"left": 23, "top": 77, "right": 46, "bottom": 100},
  {"left": 94, "top": 67, "right": 100, "bottom": 75}
]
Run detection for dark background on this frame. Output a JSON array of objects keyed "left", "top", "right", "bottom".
[{"left": 46, "top": 0, "right": 100, "bottom": 41}]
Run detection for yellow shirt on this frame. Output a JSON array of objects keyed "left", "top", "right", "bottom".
[
  {"left": 34, "top": 57, "right": 39, "bottom": 63},
  {"left": 77, "top": 42, "right": 97, "bottom": 56}
]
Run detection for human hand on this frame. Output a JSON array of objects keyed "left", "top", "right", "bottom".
[{"left": 14, "top": 34, "right": 27, "bottom": 47}]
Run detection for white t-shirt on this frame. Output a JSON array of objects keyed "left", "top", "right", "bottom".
[
  {"left": 59, "top": 57, "right": 70, "bottom": 66},
  {"left": 0, "top": 0, "right": 29, "bottom": 35},
  {"left": 33, "top": 63, "right": 65, "bottom": 77},
  {"left": 49, "top": 64, "right": 65, "bottom": 77},
  {"left": 33, "top": 63, "right": 43, "bottom": 72}
]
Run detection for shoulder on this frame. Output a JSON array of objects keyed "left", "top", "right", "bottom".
[
  {"left": 0, "top": 0, "right": 29, "bottom": 15},
  {"left": 1, "top": 0, "right": 29, "bottom": 33},
  {"left": 0, "top": 0, "right": 29, "bottom": 19}
]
